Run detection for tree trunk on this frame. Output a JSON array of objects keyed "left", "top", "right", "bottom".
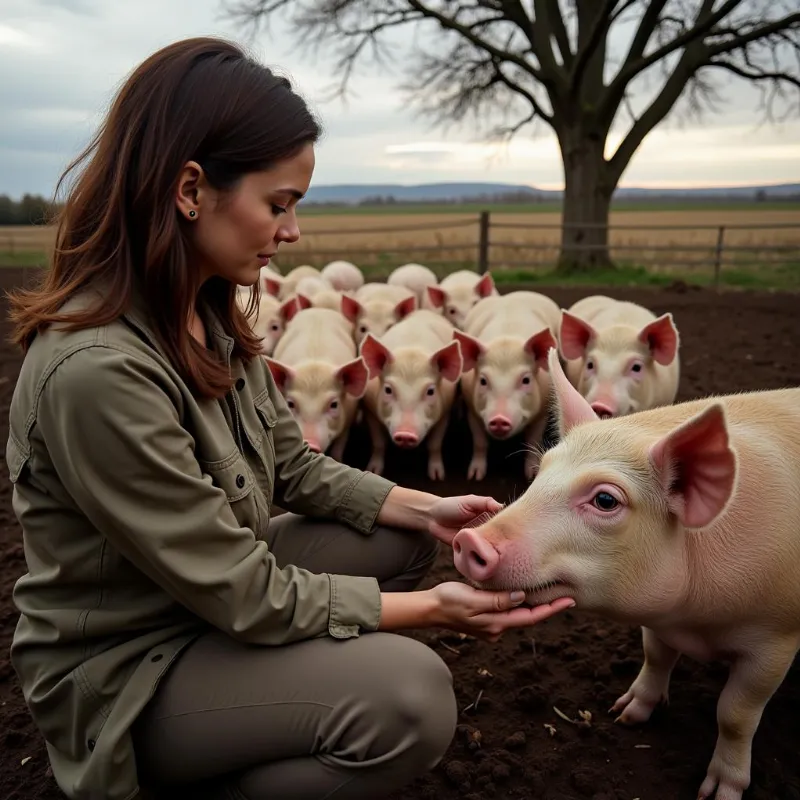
[{"left": 556, "top": 130, "right": 614, "bottom": 273}]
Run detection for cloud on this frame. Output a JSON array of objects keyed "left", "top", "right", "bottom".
[{"left": 0, "top": 0, "right": 798, "bottom": 198}]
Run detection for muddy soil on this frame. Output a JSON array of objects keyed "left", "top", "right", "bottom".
[{"left": 1, "top": 267, "right": 798, "bottom": 800}]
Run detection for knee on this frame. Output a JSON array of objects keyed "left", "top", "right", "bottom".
[{"left": 372, "top": 636, "right": 457, "bottom": 764}]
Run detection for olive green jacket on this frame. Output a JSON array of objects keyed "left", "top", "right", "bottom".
[{"left": 6, "top": 287, "right": 396, "bottom": 800}]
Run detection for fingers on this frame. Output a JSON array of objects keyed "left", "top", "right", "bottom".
[{"left": 489, "top": 597, "right": 576, "bottom": 631}]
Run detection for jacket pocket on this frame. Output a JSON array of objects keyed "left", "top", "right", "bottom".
[{"left": 199, "top": 449, "right": 257, "bottom": 505}]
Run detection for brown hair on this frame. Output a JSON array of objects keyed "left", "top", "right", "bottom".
[{"left": 6, "top": 36, "right": 321, "bottom": 398}]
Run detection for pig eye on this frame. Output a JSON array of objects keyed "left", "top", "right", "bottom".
[
  {"left": 425, "top": 386, "right": 435, "bottom": 397},
  {"left": 593, "top": 491, "right": 618, "bottom": 511},
  {"left": 384, "top": 385, "right": 393, "bottom": 396},
  {"left": 270, "top": 323, "right": 280, "bottom": 331},
  {"left": 631, "top": 363, "right": 642, "bottom": 373},
  {"left": 520, "top": 375, "right": 531, "bottom": 386},
  {"left": 329, "top": 399, "right": 339, "bottom": 411},
  {"left": 479, "top": 376, "right": 488, "bottom": 387},
  {"left": 586, "top": 360, "right": 595, "bottom": 371},
  {"left": 360, "top": 325, "right": 368, "bottom": 334},
  {"left": 286, "top": 398, "right": 296, "bottom": 410},
  {"left": 448, "top": 307, "right": 456, "bottom": 315}
]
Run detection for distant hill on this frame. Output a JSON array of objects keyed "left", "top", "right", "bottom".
[{"left": 303, "top": 181, "right": 800, "bottom": 205}]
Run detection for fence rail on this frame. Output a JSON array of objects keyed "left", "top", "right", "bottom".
[{"left": 2, "top": 210, "right": 798, "bottom": 290}]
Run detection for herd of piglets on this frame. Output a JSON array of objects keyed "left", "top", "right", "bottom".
[
  {"left": 238, "top": 260, "right": 681, "bottom": 484},
  {"left": 238, "top": 259, "right": 800, "bottom": 800}
]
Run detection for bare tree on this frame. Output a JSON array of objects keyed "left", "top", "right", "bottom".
[{"left": 222, "top": 0, "right": 800, "bottom": 272}]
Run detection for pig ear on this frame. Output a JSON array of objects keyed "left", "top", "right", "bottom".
[
  {"left": 648, "top": 403, "right": 737, "bottom": 530},
  {"left": 359, "top": 333, "right": 393, "bottom": 379},
  {"left": 263, "top": 276, "right": 282, "bottom": 297},
  {"left": 264, "top": 358, "right": 294, "bottom": 392},
  {"left": 452, "top": 330, "right": 485, "bottom": 373},
  {"left": 341, "top": 294, "right": 362, "bottom": 323},
  {"left": 335, "top": 356, "right": 369, "bottom": 398},
  {"left": 394, "top": 295, "right": 417, "bottom": 320},
  {"left": 638, "top": 313, "right": 679, "bottom": 366},
  {"left": 547, "top": 348, "right": 598, "bottom": 435},
  {"left": 279, "top": 296, "right": 300, "bottom": 323},
  {"left": 431, "top": 340, "right": 463, "bottom": 382},
  {"left": 475, "top": 272, "right": 495, "bottom": 298},
  {"left": 524, "top": 328, "right": 558, "bottom": 370},
  {"left": 426, "top": 285, "right": 446, "bottom": 309},
  {"left": 559, "top": 311, "right": 597, "bottom": 361}
]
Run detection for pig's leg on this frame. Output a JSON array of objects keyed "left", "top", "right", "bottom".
[
  {"left": 696, "top": 638, "right": 798, "bottom": 800},
  {"left": 364, "top": 409, "right": 386, "bottom": 476},
  {"left": 611, "top": 627, "right": 680, "bottom": 724},
  {"left": 426, "top": 414, "right": 449, "bottom": 481},
  {"left": 522, "top": 413, "right": 549, "bottom": 481},
  {"left": 466, "top": 406, "right": 489, "bottom": 481},
  {"left": 329, "top": 427, "right": 350, "bottom": 463}
]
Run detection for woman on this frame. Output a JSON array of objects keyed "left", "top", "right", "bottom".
[{"left": 5, "top": 37, "right": 574, "bottom": 800}]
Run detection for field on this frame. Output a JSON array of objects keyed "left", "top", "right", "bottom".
[
  {"left": 2, "top": 206, "right": 799, "bottom": 290},
  {"left": 1, "top": 266, "right": 799, "bottom": 800}
]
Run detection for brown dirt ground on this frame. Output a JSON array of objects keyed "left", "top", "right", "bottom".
[{"left": 1, "top": 268, "right": 799, "bottom": 800}]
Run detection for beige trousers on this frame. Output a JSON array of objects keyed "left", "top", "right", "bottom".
[{"left": 131, "top": 512, "right": 457, "bottom": 800}]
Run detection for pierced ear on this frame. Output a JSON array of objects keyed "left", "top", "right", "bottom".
[
  {"left": 335, "top": 357, "right": 370, "bottom": 398},
  {"left": 359, "top": 333, "right": 393, "bottom": 379},
  {"left": 431, "top": 340, "right": 463, "bottom": 382},
  {"left": 648, "top": 403, "right": 737, "bottom": 529},
  {"left": 265, "top": 358, "right": 294, "bottom": 392},
  {"left": 547, "top": 347, "right": 598, "bottom": 436},
  {"left": 638, "top": 313, "right": 680, "bottom": 366},
  {"left": 453, "top": 330, "right": 485, "bottom": 373},
  {"left": 175, "top": 160, "right": 204, "bottom": 220},
  {"left": 475, "top": 272, "right": 495, "bottom": 298},
  {"left": 426, "top": 285, "right": 446, "bottom": 309},
  {"left": 559, "top": 310, "right": 597, "bottom": 361},
  {"left": 524, "top": 328, "right": 558, "bottom": 370}
]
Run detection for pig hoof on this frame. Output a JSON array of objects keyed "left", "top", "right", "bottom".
[
  {"left": 467, "top": 458, "right": 487, "bottom": 481},
  {"left": 428, "top": 459, "right": 445, "bottom": 481},
  {"left": 697, "top": 772, "right": 746, "bottom": 800},
  {"left": 366, "top": 457, "right": 384, "bottom": 476},
  {"left": 610, "top": 690, "right": 662, "bottom": 725}
]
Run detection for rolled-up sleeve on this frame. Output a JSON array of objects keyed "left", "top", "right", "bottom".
[
  {"left": 35, "top": 345, "right": 381, "bottom": 644},
  {"left": 263, "top": 359, "right": 397, "bottom": 534}
]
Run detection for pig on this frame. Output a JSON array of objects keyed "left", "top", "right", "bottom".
[
  {"left": 258, "top": 265, "right": 283, "bottom": 297},
  {"left": 387, "top": 263, "right": 439, "bottom": 306},
  {"left": 452, "top": 346, "right": 800, "bottom": 800},
  {"left": 454, "top": 291, "right": 560, "bottom": 481},
  {"left": 425, "top": 270, "right": 498, "bottom": 328},
  {"left": 320, "top": 260, "right": 365, "bottom": 293},
  {"left": 359, "top": 309, "right": 463, "bottom": 480},
  {"left": 343, "top": 283, "right": 417, "bottom": 345},
  {"left": 236, "top": 291, "right": 308, "bottom": 355},
  {"left": 264, "top": 307, "right": 369, "bottom": 460},
  {"left": 294, "top": 275, "right": 334, "bottom": 300},
  {"left": 278, "top": 265, "right": 321, "bottom": 300},
  {"left": 559, "top": 294, "right": 680, "bottom": 418}
]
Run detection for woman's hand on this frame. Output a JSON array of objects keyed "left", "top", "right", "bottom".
[
  {"left": 428, "top": 494, "right": 504, "bottom": 546},
  {"left": 377, "top": 583, "right": 575, "bottom": 641},
  {"left": 428, "top": 582, "right": 575, "bottom": 641}
]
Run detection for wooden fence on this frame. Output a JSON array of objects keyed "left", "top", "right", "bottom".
[{"left": 2, "top": 212, "right": 799, "bottom": 289}]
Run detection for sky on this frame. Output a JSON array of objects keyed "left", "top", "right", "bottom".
[{"left": 1, "top": 0, "right": 799, "bottom": 200}]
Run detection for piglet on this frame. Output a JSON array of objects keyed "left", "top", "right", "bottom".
[
  {"left": 360, "top": 309, "right": 462, "bottom": 480},
  {"left": 343, "top": 283, "right": 418, "bottom": 345},
  {"left": 320, "top": 260, "right": 365, "bottom": 293},
  {"left": 387, "top": 263, "right": 439, "bottom": 307},
  {"left": 236, "top": 291, "right": 308, "bottom": 356},
  {"left": 452, "top": 347, "right": 800, "bottom": 800},
  {"left": 454, "top": 291, "right": 560, "bottom": 481},
  {"left": 560, "top": 294, "right": 680, "bottom": 417},
  {"left": 426, "top": 270, "right": 498, "bottom": 328},
  {"left": 265, "top": 307, "right": 368, "bottom": 460}
]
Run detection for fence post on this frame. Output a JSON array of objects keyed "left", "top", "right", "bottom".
[
  {"left": 713, "top": 225, "right": 725, "bottom": 291},
  {"left": 477, "top": 210, "right": 490, "bottom": 273}
]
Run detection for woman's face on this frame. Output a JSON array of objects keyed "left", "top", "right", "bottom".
[{"left": 176, "top": 142, "right": 315, "bottom": 287}]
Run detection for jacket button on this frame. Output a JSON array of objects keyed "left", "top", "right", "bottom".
[
  {"left": 87, "top": 739, "right": 95, "bottom": 751},
  {"left": 236, "top": 474, "right": 245, "bottom": 489},
  {"left": 235, "top": 378, "right": 245, "bottom": 391}
]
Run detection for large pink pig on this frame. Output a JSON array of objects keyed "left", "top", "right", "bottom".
[
  {"left": 359, "top": 309, "right": 463, "bottom": 480},
  {"left": 452, "top": 347, "right": 800, "bottom": 800},
  {"left": 559, "top": 294, "right": 680, "bottom": 417}
]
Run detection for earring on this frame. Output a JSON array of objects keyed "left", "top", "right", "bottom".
[{"left": 188, "top": 210, "right": 197, "bottom": 218}]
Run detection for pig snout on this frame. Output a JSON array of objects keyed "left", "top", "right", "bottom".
[
  {"left": 487, "top": 414, "right": 513, "bottom": 436},
  {"left": 392, "top": 430, "right": 420, "bottom": 448},
  {"left": 590, "top": 401, "right": 615, "bottom": 419},
  {"left": 453, "top": 528, "right": 500, "bottom": 582}
]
